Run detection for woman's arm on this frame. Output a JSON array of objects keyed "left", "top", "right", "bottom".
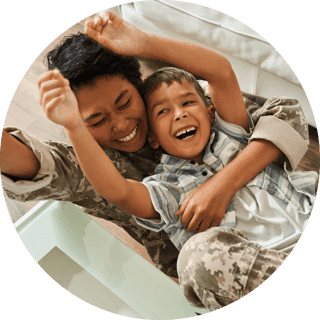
[
  {"left": 176, "top": 139, "right": 281, "bottom": 232},
  {"left": 85, "top": 11, "right": 248, "bottom": 130},
  {"left": 0, "top": 129, "right": 40, "bottom": 179}
]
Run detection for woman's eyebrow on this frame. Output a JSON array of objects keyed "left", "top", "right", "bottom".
[
  {"left": 84, "top": 113, "right": 102, "bottom": 123},
  {"left": 115, "top": 90, "right": 128, "bottom": 105}
]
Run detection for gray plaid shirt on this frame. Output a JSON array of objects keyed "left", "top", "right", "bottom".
[{"left": 136, "top": 112, "right": 317, "bottom": 251}]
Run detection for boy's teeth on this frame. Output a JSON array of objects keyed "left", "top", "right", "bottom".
[
  {"left": 117, "top": 125, "right": 138, "bottom": 142},
  {"left": 176, "top": 127, "right": 196, "bottom": 138}
]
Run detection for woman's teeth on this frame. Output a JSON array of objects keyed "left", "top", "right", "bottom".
[{"left": 117, "top": 125, "right": 138, "bottom": 142}]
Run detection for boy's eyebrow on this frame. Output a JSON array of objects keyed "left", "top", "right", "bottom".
[
  {"left": 115, "top": 90, "right": 128, "bottom": 105},
  {"left": 151, "top": 92, "right": 196, "bottom": 111}
]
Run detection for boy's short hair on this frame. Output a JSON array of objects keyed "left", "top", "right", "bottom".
[
  {"left": 140, "top": 67, "right": 211, "bottom": 109},
  {"left": 45, "top": 32, "right": 142, "bottom": 92}
]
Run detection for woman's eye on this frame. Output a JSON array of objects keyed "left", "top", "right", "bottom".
[
  {"left": 91, "top": 118, "right": 105, "bottom": 127},
  {"left": 119, "top": 98, "right": 131, "bottom": 110}
]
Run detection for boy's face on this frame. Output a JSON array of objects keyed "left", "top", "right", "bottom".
[
  {"left": 147, "top": 80, "right": 214, "bottom": 163},
  {"left": 75, "top": 75, "right": 149, "bottom": 152}
]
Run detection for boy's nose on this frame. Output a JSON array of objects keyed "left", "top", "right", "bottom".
[{"left": 174, "top": 110, "right": 188, "bottom": 121}]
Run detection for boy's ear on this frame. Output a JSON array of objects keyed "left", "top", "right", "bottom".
[
  {"left": 207, "top": 104, "right": 215, "bottom": 125},
  {"left": 148, "top": 132, "right": 160, "bottom": 149}
]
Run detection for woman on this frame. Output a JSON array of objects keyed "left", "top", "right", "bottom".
[{"left": 0, "top": 12, "right": 311, "bottom": 308}]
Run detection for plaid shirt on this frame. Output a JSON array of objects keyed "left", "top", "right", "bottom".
[{"left": 136, "top": 113, "right": 317, "bottom": 251}]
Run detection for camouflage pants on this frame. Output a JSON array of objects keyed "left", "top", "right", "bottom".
[{"left": 177, "top": 227, "right": 288, "bottom": 310}]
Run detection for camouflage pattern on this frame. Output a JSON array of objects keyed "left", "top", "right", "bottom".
[
  {"left": 2, "top": 94, "right": 308, "bottom": 281},
  {"left": 177, "top": 227, "right": 288, "bottom": 310}
]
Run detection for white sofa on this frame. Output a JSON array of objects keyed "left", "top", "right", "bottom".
[{"left": 109, "top": 0, "right": 316, "bottom": 127}]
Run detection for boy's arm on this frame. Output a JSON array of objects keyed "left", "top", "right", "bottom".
[
  {"left": 39, "top": 69, "right": 158, "bottom": 220},
  {"left": 66, "top": 126, "right": 159, "bottom": 219},
  {"left": 85, "top": 11, "right": 248, "bottom": 130}
]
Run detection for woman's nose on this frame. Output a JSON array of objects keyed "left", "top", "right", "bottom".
[{"left": 111, "top": 114, "right": 129, "bottom": 132}]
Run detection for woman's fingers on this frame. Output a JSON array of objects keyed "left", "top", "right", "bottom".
[
  {"left": 186, "top": 214, "right": 203, "bottom": 233},
  {"left": 197, "top": 218, "right": 212, "bottom": 233},
  {"left": 42, "top": 87, "right": 69, "bottom": 110},
  {"left": 38, "top": 70, "right": 69, "bottom": 106}
]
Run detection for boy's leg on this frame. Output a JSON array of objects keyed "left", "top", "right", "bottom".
[{"left": 177, "top": 227, "right": 287, "bottom": 310}]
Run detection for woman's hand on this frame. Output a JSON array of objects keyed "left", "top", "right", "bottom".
[
  {"left": 38, "top": 69, "right": 82, "bottom": 131},
  {"left": 176, "top": 170, "right": 235, "bottom": 233},
  {"left": 84, "top": 11, "right": 148, "bottom": 56}
]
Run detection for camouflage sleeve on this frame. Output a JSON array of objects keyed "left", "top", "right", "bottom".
[
  {"left": 199, "top": 81, "right": 309, "bottom": 170},
  {"left": 245, "top": 96, "right": 309, "bottom": 171}
]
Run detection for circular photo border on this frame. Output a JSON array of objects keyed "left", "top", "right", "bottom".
[{"left": 1, "top": 1, "right": 319, "bottom": 320}]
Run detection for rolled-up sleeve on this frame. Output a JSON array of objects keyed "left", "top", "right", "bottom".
[
  {"left": 248, "top": 97, "right": 309, "bottom": 170},
  {"left": 134, "top": 181, "right": 175, "bottom": 232},
  {"left": 2, "top": 128, "right": 56, "bottom": 196}
]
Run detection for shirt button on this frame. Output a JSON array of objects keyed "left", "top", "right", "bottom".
[
  {"left": 202, "top": 171, "right": 208, "bottom": 176},
  {"left": 190, "top": 161, "right": 196, "bottom": 165}
]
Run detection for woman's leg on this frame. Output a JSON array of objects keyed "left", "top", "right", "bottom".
[{"left": 177, "top": 227, "right": 287, "bottom": 310}]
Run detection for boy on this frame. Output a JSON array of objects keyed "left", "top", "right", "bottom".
[{"left": 136, "top": 67, "right": 316, "bottom": 251}]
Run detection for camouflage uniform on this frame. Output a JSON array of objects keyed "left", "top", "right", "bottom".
[
  {"left": 2, "top": 95, "right": 311, "bottom": 306},
  {"left": 177, "top": 227, "right": 288, "bottom": 310}
]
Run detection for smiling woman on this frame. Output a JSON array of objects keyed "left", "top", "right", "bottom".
[{"left": 75, "top": 76, "right": 148, "bottom": 152}]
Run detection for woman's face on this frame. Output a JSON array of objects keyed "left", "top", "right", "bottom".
[{"left": 75, "top": 75, "right": 148, "bottom": 152}]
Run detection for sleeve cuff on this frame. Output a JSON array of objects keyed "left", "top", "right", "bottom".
[{"left": 249, "top": 117, "right": 308, "bottom": 170}]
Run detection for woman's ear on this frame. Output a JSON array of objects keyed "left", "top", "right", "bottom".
[
  {"left": 207, "top": 104, "right": 215, "bottom": 125},
  {"left": 148, "top": 132, "right": 160, "bottom": 149}
]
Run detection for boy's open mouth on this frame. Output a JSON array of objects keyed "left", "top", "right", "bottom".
[{"left": 175, "top": 126, "right": 197, "bottom": 140}]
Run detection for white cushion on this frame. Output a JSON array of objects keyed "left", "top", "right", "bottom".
[{"left": 118, "top": 1, "right": 315, "bottom": 127}]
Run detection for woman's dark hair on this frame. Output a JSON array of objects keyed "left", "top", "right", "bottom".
[{"left": 45, "top": 32, "right": 142, "bottom": 92}]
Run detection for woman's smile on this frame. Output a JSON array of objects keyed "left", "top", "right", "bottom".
[{"left": 117, "top": 124, "right": 138, "bottom": 142}]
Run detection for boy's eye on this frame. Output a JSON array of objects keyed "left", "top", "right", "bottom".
[
  {"left": 157, "top": 109, "right": 168, "bottom": 116},
  {"left": 183, "top": 101, "right": 194, "bottom": 106},
  {"left": 119, "top": 98, "right": 131, "bottom": 110}
]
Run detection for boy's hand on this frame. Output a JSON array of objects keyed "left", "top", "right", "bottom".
[
  {"left": 84, "top": 11, "right": 148, "bottom": 56},
  {"left": 38, "top": 70, "right": 82, "bottom": 130},
  {"left": 176, "top": 173, "right": 234, "bottom": 233}
]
